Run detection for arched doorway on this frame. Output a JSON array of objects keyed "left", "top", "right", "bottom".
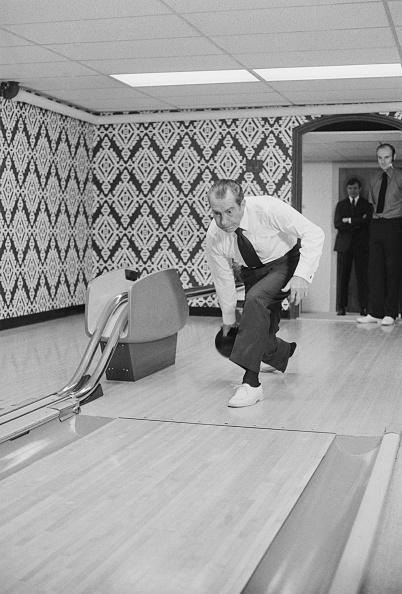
[
  {"left": 291, "top": 113, "right": 402, "bottom": 316},
  {"left": 292, "top": 113, "right": 402, "bottom": 211}
]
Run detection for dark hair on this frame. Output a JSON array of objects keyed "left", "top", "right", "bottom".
[
  {"left": 208, "top": 179, "right": 244, "bottom": 205},
  {"left": 376, "top": 143, "right": 396, "bottom": 160},
  {"left": 346, "top": 177, "right": 361, "bottom": 188}
]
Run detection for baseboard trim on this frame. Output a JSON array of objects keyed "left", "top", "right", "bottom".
[
  {"left": 0, "top": 305, "right": 85, "bottom": 331},
  {"left": 189, "top": 306, "right": 221, "bottom": 317}
]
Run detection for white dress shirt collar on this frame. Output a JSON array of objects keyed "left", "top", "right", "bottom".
[{"left": 349, "top": 195, "right": 359, "bottom": 204}]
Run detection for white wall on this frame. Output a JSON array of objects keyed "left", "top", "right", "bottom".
[{"left": 301, "top": 162, "right": 336, "bottom": 312}]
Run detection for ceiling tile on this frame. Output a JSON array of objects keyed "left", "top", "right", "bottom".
[
  {"left": 22, "top": 76, "right": 125, "bottom": 91},
  {"left": 0, "top": 0, "right": 169, "bottom": 24},
  {"left": 164, "top": 0, "right": 381, "bottom": 11},
  {"left": 387, "top": 1, "right": 402, "bottom": 24},
  {"left": 82, "top": 54, "right": 241, "bottom": 75},
  {"left": 0, "top": 0, "right": 399, "bottom": 114},
  {"left": 185, "top": 4, "right": 388, "bottom": 36},
  {"left": 270, "top": 78, "right": 402, "bottom": 92},
  {"left": 394, "top": 27, "right": 402, "bottom": 45},
  {"left": 0, "top": 61, "right": 97, "bottom": 78},
  {"left": 213, "top": 28, "right": 394, "bottom": 54},
  {"left": 236, "top": 48, "right": 400, "bottom": 69},
  {"left": 6, "top": 15, "right": 197, "bottom": 45},
  {"left": 142, "top": 81, "right": 265, "bottom": 97},
  {"left": 45, "top": 38, "right": 221, "bottom": 62},
  {"left": 283, "top": 88, "right": 402, "bottom": 103},
  {"left": 167, "top": 93, "right": 286, "bottom": 109},
  {"left": 305, "top": 131, "right": 402, "bottom": 143},
  {"left": 81, "top": 97, "right": 176, "bottom": 111},
  {"left": 0, "top": 28, "right": 32, "bottom": 46},
  {"left": 50, "top": 87, "right": 151, "bottom": 102},
  {"left": 0, "top": 45, "right": 67, "bottom": 64}
]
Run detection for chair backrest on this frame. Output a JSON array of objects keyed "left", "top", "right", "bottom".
[{"left": 85, "top": 268, "right": 189, "bottom": 342}]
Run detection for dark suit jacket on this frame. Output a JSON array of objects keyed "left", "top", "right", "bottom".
[{"left": 334, "top": 197, "right": 373, "bottom": 253}]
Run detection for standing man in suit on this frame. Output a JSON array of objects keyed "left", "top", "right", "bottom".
[
  {"left": 334, "top": 177, "right": 372, "bottom": 316},
  {"left": 357, "top": 143, "right": 402, "bottom": 326}
]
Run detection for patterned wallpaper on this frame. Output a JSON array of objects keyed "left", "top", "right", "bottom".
[
  {"left": 3, "top": 100, "right": 402, "bottom": 320},
  {"left": 0, "top": 99, "right": 93, "bottom": 319},
  {"left": 92, "top": 115, "right": 313, "bottom": 305}
]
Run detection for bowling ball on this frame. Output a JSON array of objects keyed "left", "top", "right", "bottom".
[{"left": 215, "top": 325, "right": 239, "bottom": 358}]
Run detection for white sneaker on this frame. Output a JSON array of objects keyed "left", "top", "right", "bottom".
[
  {"left": 228, "top": 384, "right": 263, "bottom": 408},
  {"left": 381, "top": 316, "right": 395, "bottom": 326},
  {"left": 356, "top": 314, "right": 380, "bottom": 324}
]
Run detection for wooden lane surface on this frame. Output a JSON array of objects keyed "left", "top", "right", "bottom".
[
  {"left": 2, "top": 314, "right": 402, "bottom": 435},
  {"left": 83, "top": 318, "right": 402, "bottom": 436},
  {"left": 0, "top": 418, "right": 334, "bottom": 594},
  {"left": 0, "top": 315, "right": 219, "bottom": 412},
  {"left": 1, "top": 314, "right": 87, "bottom": 412}
]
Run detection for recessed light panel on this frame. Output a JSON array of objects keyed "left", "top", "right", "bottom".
[
  {"left": 111, "top": 70, "right": 258, "bottom": 87},
  {"left": 254, "top": 64, "right": 402, "bottom": 81}
]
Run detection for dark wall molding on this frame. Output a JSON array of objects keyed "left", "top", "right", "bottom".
[{"left": 0, "top": 305, "right": 85, "bottom": 331}]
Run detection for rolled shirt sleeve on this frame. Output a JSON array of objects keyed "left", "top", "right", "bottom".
[
  {"left": 281, "top": 207, "right": 324, "bottom": 283},
  {"left": 261, "top": 197, "right": 325, "bottom": 283}
]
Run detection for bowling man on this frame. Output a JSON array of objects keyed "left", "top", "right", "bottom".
[{"left": 205, "top": 179, "right": 324, "bottom": 408}]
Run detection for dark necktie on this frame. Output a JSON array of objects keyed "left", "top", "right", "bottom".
[
  {"left": 376, "top": 172, "right": 388, "bottom": 214},
  {"left": 235, "top": 228, "right": 263, "bottom": 268}
]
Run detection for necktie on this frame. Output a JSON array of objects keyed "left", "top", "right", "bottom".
[
  {"left": 235, "top": 228, "right": 263, "bottom": 268},
  {"left": 376, "top": 172, "right": 388, "bottom": 214}
]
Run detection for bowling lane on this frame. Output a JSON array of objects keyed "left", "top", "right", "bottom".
[
  {"left": 83, "top": 317, "right": 402, "bottom": 436},
  {"left": 0, "top": 417, "right": 333, "bottom": 594},
  {"left": 1, "top": 314, "right": 88, "bottom": 412},
  {"left": 3, "top": 314, "right": 402, "bottom": 435}
]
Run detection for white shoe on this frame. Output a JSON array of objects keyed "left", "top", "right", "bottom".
[
  {"left": 356, "top": 314, "right": 380, "bottom": 324},
  {"left": 381, "top": 316, "right": 395, "bottom": 326},
  {"left": 228, "top": 384, "right": 263, "bottom": 408}
]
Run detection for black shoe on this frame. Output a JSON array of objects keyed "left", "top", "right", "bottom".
[
  {"left": 289, "top": 342, "right": 297, "bottom": 357},
  {"left": 360, "top": 308, "right": 367, "bottom": 316},
  {"left": 337, "top": 308, "right": 346, "bottom": 316}
]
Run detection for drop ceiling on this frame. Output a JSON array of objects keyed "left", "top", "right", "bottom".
[
  {"left": 1, "top": 0, "right": 402, "bottom": 114},
  {"left": 303, "top": 130, "right": 402, "bottom": 161}
]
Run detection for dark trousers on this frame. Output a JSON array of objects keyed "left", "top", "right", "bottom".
[
  {"left": 230, "top": 245, "right": 300, "bottom": 374},
  {"left": 368, "top": 218, "right": 402, "bottom": 319},
  {"left": 336, "top": 245, "right": 369, "bottom": 310}
]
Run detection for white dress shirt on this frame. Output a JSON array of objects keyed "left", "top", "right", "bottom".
[
  {"left": 205, "top": 195, "right": 325, "bottom": 325},
  {"left": 344, "top": 195, "right": 359, "bottom": 223}
]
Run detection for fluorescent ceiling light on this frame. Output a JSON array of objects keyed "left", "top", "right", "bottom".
[
  {"left": 254, "top": 63, "right": 402, "bottom": 81},
  {"left": 111, "top": 70, "right": 258, "bottom": 87}
]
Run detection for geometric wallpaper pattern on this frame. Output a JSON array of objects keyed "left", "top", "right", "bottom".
[
  {"left": 3, "top": 99, "right": 402, "bottom": 320},
  {"left": 92, "top": 115, "right": 313, "bottom": 306},
  {"left": 0, "top": 98, "right": 93, "bottom": 319}
]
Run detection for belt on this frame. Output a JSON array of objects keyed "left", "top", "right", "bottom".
[{"left": 241, "top": 244, "right": 300, "bottom": 271}]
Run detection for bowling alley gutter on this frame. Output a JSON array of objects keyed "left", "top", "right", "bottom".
[{"left": 10, "top": 88, "right": 402, "bottom": 125}]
